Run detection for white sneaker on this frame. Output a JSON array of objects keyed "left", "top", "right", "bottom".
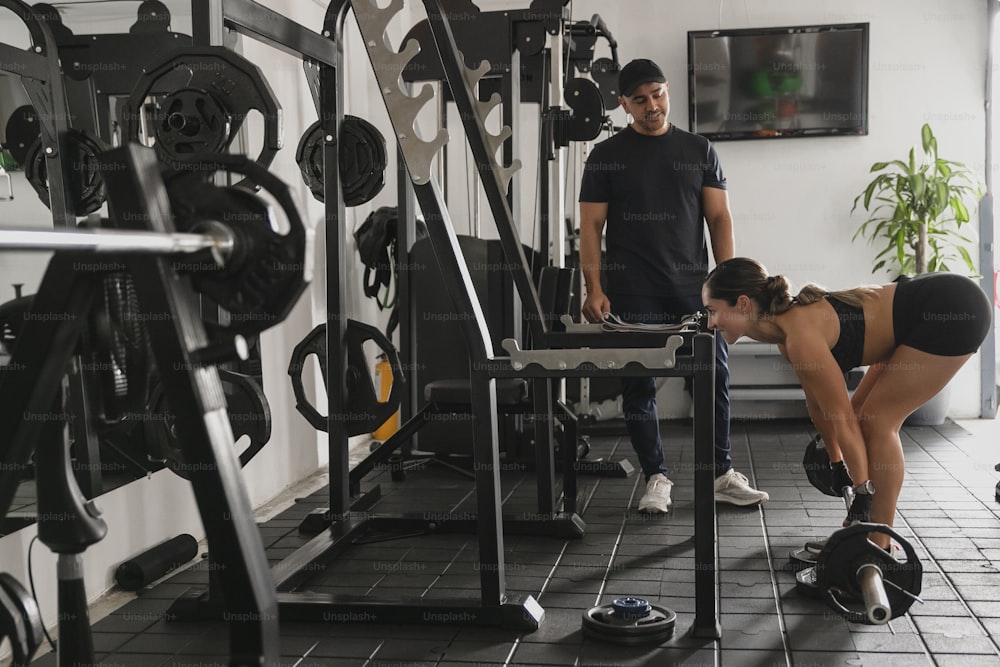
[
  {"left": 714, "top": 469, "right": 769, "bottom": 506},
  {"left": 637, "top": 473, "right": 673, "bottom": 513}
]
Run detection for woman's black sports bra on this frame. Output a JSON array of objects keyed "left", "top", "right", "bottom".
[{"left": 824, "top": 295, "right": 866, "bottom": 372}]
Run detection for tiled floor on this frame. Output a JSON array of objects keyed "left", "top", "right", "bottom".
[{"left": 27, "top": 417, "right": 1000, "bottom": 666}]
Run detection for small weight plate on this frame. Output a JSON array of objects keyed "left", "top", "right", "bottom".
[
  {"left": 581, "top": 601, "right": 676, "bottom": 645},
  {"left": 787, "top": 548, "right": 817, "bottom": 572},
  {"left": 610, "top": 596, "right": 651, "bottom": 620}
]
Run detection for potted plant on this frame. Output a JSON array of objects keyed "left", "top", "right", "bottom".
[{"left": 851, "top": 123, "right": 984, "bottom": 424}]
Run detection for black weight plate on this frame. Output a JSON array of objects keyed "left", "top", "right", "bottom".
[
  {"left": 803, "top": 434, "right": 838, "bottom": 497},
  {"left": 787, "top": 548, "right": 817, "bottom": 572},
  {"left": 162, "top": 155, "right": 307, "bottom": 337},
  {"left": 794, "top": 565, "right": 820, "bottom": 597},
  {"left": 288, "top": 323, "right": 328, "bottom": 432},
  {"left": 123, "top": 46, "right": 281, "bottom": 191},
  {"left": 287, "top": 319, "right": 404, "bottom": 436},
  {"left": 152, "top": 88, "right": 232, "bottom": 159},
  {"left": 130, "top": 0, "right": 171, "bottom": 34},
  {"left": 581, "top": 602, "right": 676, "bottom": 645},
  {"left": 3, "top": 105, "right": 40, "bottom": 166},
  {"left": 562, "top": 78, "right": 605, "bottom": 143},
  {"left": 296, "top": 116, "right": 387, "bottom": 205},
  {"left": 814, "top": 523, "right": 922, "bottom": 623},
  {"left": 295, "top": 120, "right": 324, "bottom": 202},
  {"left": 23, "top": 129, "right": 108, "bottom": 216},
  {"left": 0, "top": 573, "right": 43, "bottom": 665},
  {"left": 340, "top": 115, "right": 386, "bottom": 206},
  {"left": 144, "top": 372, "right": 271, "bottom": 479},
  {"left": 590, "top": 57, "right": 621, "bottom": 110}
]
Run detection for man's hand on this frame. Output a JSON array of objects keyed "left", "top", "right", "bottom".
[{"left": 583, "top": 290, "right": 611, "bottom": 323}]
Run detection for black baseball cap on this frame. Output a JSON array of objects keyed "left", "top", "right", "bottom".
[{"left": 618, "top": 59, "right": 666, "bottom": 97}]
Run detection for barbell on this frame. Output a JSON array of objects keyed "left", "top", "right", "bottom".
[
  {"left": 796, "top": 522, "right": 923, "bottom": 625},
  {"left": 0, "top": 226, "right": 234, "bottom": 263}
]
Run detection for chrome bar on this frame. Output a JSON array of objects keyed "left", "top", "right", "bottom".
[
  {"left": 0, "top": 227, "right": 234, "bottom": 261},
  {"left": 858, "top": 563, "right": 891, "bottom": 625}
]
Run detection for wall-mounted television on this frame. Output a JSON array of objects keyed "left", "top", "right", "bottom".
[{"left": 687, "top": 23, "right": 869, "bottom": 141}]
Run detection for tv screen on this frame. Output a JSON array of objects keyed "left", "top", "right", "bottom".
[{"left": 688, "top": 23, "right": 869, "bottom": 141}]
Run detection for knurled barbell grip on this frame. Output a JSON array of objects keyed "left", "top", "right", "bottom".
[{"left": 857, "top": 563, "right": 891, "bottom": 624}]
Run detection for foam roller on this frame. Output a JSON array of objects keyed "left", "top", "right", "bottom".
[{"left": 114, "top": 534, "right": 198, "bottom": 591}]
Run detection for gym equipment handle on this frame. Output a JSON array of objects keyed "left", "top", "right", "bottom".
[
  {"left": 0, "top": 226, "right": 234, "bottom": 261},
  {"left": 858, "top": 563, "right": 891, "bottom": 624}
]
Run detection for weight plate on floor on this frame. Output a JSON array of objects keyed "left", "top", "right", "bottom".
[
  {"left": 814, "top": 522, "right": 923, "bottom": 624},
  {"left": 787, "top": 547, "right": 817, "bottom": 571},
  {"left": 581, "top": 599, "right": 675, "bottom": 645}
]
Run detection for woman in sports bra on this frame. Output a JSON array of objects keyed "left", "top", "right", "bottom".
[{"left": 702, "top": 257, "right": 992, "bottom": 548}]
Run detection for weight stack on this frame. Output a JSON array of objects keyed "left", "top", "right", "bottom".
[{"left": 114, "top": 534, "right": 199, "bottom": 591}]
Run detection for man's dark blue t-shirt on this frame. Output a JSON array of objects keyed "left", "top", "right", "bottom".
[{"left": 578, "top": 124, "right": 726, "bottom": 297}]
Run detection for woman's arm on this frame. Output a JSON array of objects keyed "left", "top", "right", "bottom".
[{"left": 783, "top": 334, "right": 869, "bottom": 485}]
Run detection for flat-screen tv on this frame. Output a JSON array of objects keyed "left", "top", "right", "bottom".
[{"left": 688, "top": 23, "right": 869, "bottom": 141}]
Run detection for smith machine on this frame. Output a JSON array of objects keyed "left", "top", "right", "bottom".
[
  {"left": 150, "top": 0, "right": 722, "bottom": 639},
  {"left": 246, "top": 0, "right": 724, "bottom": 638}
]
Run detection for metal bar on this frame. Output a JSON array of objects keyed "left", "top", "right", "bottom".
[
  {"left": 0, "top": 228, "right": 232, "bottom": 256},
  {"left": 421, "top": 0, "right": 549, "bottom": 343},
  {"left": 469, "top": 368, "right": 505, "bottom": 606},
  {"left": 858, "top": 564, "right": 891, "bottom": 624},
  {"left": 556, "top": 399, "right": 578, "bottom": 514},
  {"left": 398, "top": 146, "right": 417, "bottom": 428},
  {"left": 350, "top": 404, "right": 435, "bottom": 486},
  {"left": 691, "top": 331, "right": 720, "bottom": 639},
  {"left": 191, "top": 0, "right": 226, "bottom": 46},
  {"left": 320, "top": 6, "right": 351, "bottom": 520},
  {"left": 533, "top": 378, "right": 556, "bottom": 514},
  {"left": 981, "top": 0, "right": 997, "bottom": 419},
  {"left": 219, "top": 0, "right": 338, "bottom": 65},
  {"left": 66, "top": 358, "right": 104, "bottom": 498},
  {"left": 0, "top": 43, "right": 47, "bottom": 80}
]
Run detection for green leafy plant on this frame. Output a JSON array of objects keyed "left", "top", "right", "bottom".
[{"left": 852, "top": 123, "right": 983, "bottom": 276}]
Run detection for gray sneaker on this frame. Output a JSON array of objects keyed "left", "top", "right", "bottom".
[
  {"left": 714, "top": 469, "right": 769, "bottom": 506},
  {"left": 637, "top": 473, "right": 673, "bottom": 513}
]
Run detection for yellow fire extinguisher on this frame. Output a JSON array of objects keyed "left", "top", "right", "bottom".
[{"left": 373, "top": 354, "right": 400, "bottom": 441}]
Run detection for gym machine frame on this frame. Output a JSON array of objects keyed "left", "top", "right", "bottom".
[
  {"left": 273, "top": 0, "right": 720, "bottom": 637},
  {"left": 156, "top": 0, "right": 719, "bottom": 638},
  {"left": 393, "top": 1, "right": 630, "bottom": 478},
  {"left": 0, "top": 144, "right": 280, "bottom": 666}
]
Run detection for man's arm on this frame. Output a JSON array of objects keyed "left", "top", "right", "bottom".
[
  {"left": 703, "top": 186, "right": 734, "bottom": 263},
  {"left": 579, "top": 201, "right": 611, "bottom": 323}
]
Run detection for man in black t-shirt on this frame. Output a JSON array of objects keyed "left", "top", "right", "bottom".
[{"left": 578, "top": 59, "right": 768, "bottom": 512}]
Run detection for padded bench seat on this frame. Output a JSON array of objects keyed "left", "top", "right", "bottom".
[{"left": 424, "top": 378, "right": 529, "bottom": 406}]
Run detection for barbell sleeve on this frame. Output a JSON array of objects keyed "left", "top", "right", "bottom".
[
  {"left": 0, "top": 227, "right": 234, "bottom": 261},
  {"left": 857, "top": 563, "right": 892, "bottom": 624}
]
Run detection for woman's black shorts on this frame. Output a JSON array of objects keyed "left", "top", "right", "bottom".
[{"left": 893, "top": 273, "right": 993, "bottom": 356}]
